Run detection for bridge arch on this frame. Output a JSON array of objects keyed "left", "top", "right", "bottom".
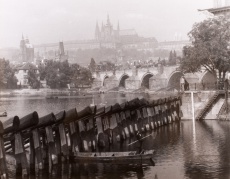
[
  {"left": 140, "top": 72, "right": 154, "bottom": 89},
  {"left": 167, "top": 71, "right": 183, "bottom": 90},
  {"left": 102, "top": 75, "right": 110, "bottom": 87},
  {"left": 118, "top": 74, "right": 130, "bottom": 88},
  {"left": 199, "top": 71, "right": 217, "bottom": 84}
]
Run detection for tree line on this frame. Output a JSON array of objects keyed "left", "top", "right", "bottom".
[
  {"left": 0, "top": 59, "right": 93, "bottom": 89},
  {"left": 38, "top": 60, "right": 93, "bottom": 89}
]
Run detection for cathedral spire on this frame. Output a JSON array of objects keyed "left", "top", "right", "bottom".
[
  {"left": 107, "top": 14, "right": 110, "bottom": 25},
  {"left": 95, "top": 21, "right": 100, "bottom": 40}
]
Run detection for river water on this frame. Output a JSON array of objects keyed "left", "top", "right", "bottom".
[{"left": 1, "top": 92, "right": 230, "bottom": 178}]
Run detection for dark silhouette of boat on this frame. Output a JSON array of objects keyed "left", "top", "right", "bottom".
[
  {"left": 73, "top": 150, "right": 155, "bottom": 165},
  {"left": 46, "top": 96, "right": 58, "bottom": 99},
  {"left": 0, "top": 111, "right": 7, "bottom": 117}
]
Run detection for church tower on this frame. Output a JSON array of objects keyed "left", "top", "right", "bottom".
[
  {"left": 20, "top": 34, "right": 26, "bottom": 61},
  {"left": 117, "top": 21, "right": 120, "bottom": 40}
]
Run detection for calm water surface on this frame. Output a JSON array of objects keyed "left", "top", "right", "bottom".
[{"left": 1, "top": 93, "right": 230, "bottom": 178}]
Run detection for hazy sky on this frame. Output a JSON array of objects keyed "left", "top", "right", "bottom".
[{"left": 0, "top": 0, "right": 214, "bottom": 48}]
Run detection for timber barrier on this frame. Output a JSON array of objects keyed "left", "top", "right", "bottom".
[{"left": 0, "top": 96, "right": 182, "bottom": 178}]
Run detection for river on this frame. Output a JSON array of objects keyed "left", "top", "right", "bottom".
[{"left": 1, "top": 92, "right": 230, "bottom": 178}]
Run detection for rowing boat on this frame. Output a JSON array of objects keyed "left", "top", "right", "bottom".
[
  {"left": 0, "top": 111, "right": 7, "bottom": 117},
  {"left": 73, "top": 150, "right": 155, "bottom": 166}
]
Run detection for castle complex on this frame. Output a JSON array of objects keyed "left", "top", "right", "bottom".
[{"left": 34, "top": 15, "right": 158, "bottom": 56}]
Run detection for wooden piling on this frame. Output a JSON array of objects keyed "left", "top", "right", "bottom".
[
  {"left": 64, "top": 108, "right": 79, "bottom": 155},
  {"left": 0, "top": 121, "right": 8, "bottom": 179},
  {"left": 13, "top": 116, "right": 29, "bottom": 177}
]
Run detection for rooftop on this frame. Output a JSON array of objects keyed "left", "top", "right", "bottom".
[
  {"left": 16, "top": 63, "right": 37, "bottom": 70},
  {"left": 198, "top": 6, "right": 230, "bottom": 14}
]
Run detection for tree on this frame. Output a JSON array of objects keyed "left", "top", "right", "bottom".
[
  {"left": 89, "top": 58, "right": 96, "bottom": 72},
  {"left": 71, "top": 64, "right": 93, "bottom": 87},
  {"left": 0, "top": 58, "right": 17, "bottom": 89},
  {"left": 27, "top": 67, "right": 40, "bottom": 89},
  {"left": 180, "top": 15, "right": 230, "bottom": 80}
]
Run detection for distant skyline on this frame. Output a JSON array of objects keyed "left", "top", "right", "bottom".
[{"left": 0, "top": 0, "right": 213, "bottom": 48}]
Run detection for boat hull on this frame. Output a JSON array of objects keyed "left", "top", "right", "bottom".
[{"left": 73, "top": 150, "right": 155, "bottom": 166}]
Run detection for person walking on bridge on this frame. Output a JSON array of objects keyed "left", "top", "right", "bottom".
[{"left": 180, "top": 76, "right": 185, "bottom": 92}]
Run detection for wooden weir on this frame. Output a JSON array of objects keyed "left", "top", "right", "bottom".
[{"left": 0, "top": 96, "right": 182, "bottom": 178}]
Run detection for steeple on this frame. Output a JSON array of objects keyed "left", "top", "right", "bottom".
[
  {"left": 22, "top": 33, "right": 24, "bottom": 40},
  {"left": 117, "top": 21, "right": 120, "bottom": 31},
  {"left": 107, "top": 14, "right": 110, "bottom": 25},
  {"left": 95, "top": 21, "right": 100, "bottom": 40}
]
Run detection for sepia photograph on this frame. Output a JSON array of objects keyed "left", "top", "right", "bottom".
[{"left": 0, "top": 0, "right": 230, "bottom": 178}]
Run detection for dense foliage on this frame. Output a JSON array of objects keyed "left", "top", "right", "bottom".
[
  {"left": 168, "top": 50, "right": 177, "bottom": 66},
  {"left": 38, "top": 60, "right": 92, "bottom": 89},
  {"left": 27, "top": 68, "right": 40, "bottom": 89},
  {"left": 0, "top": 58, "right": 17, "bottom": 89},
  {"left": 180, "top": 16, "right": 230, "bottom": 80}
]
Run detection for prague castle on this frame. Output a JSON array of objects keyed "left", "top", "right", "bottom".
[{"left": 34, "top": 15, "right": 158, "bottom": 56}]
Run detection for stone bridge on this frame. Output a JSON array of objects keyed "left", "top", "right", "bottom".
[{"left": 92, "top": 65, "right": 217, "bottom": 91}]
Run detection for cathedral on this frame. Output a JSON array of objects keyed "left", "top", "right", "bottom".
[
  {"left": 20, "top": 35, "right": 34, "bottom": 62},
  {"left": 94, "top": 15, "right": 140, "bottom": 46}
]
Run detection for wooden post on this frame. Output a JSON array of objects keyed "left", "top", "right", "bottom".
[
  {"left": 32, "top": 128, "right": 43, "bottom": 171},
  {"left": 120, "top": 111, "right": 129, "bottom": 139},
  {"left": 147, "top": 107, "right": 154, "bottom": 130},
  {"left": 29, "top": 132, "right": 35, "bottom": 174},
  {"left": 58, "top": 123, "right": 69, "bottom": 159},
  {"left": 54, "top": 127, "right": 62, "bottom": 163},
  {"left": 64, "top": 108, "right": 79, "bottom": 156},
  {"left": 0, "top": 121, "right": 8, "bottom": 179},
  {"left": 13, "top": 116, "right": 29, "bottom": 177},
  {"left": 45, "top": 125, "right": 57, "bottom": 168},
  {"left": 54, "top": 110, "right": 66, "bottom": 162},
  {"left": 225, "top": 79, "right": 229, "bottom": 115}
]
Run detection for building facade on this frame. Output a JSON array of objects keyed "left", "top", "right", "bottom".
[
  {"left": 200, "top": 0, "right": 230, "bottom": 16},
  {"left": 15, "top": 63, "right": 39, "bottom": 88}
]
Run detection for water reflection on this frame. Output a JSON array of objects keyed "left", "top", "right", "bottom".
[{"left": 5, "top": 93, "right": 230, "bottom": 178}]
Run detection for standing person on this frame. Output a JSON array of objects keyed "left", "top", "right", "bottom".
[
  {"left": 136, "top": 131, "right": 143, "bottom": 154},
  {"left": 180, "top": 76, "right": 185, "bottom": 92}
]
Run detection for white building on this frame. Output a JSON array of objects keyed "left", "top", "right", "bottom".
[{"left": 15, "top": 63, "right": 39, "bottom": 88}]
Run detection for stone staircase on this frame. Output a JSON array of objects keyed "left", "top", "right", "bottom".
[{"left": 196, "top": 91, "right": 223, "bottom": 120}]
